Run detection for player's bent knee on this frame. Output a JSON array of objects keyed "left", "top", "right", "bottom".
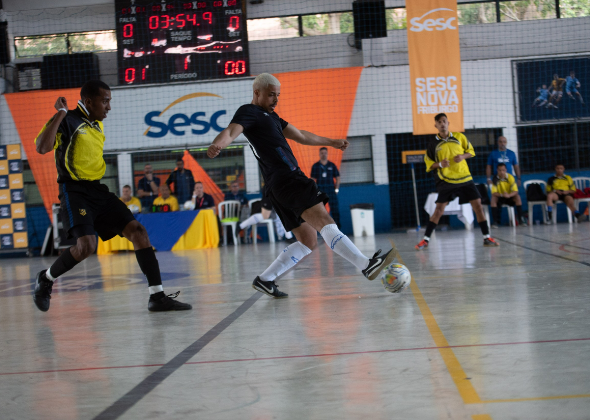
[{"left": 77, "top": 236, "right": 96, "bottom": 259}]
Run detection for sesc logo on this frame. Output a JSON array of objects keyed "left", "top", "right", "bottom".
[
  {"left": 144, "top": 92, "right": 227, "bottom": 138},
  {"left": 410, "top": 8, "right": 457, "bottom": 32}
]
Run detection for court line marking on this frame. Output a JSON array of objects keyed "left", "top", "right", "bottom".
[
  {"left": 480, "top": 394, "right": 590, "bottom": 404},
  {"left": 472, "top": 415, "right": 493, "bottom": 420},
  {"left": 92, "top": 292, "right": 262, "bottom": 420},
  {"left": 495, "top": 236, "right": 590, "bottom": 268},
  {"left": 523, "top": 234, "right": 590, "bottom": 252}
]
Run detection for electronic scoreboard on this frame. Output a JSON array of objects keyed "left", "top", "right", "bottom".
[{"left": 115, "top": 0, "right": 249, "bottom": 85}]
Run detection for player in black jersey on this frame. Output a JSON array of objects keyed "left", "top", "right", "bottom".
[
  {"left": 208, "top": 73, "right": 405, "bottom": 298},
  {"left": 33, "top": 80, "right": 191, "bottom": 312}
]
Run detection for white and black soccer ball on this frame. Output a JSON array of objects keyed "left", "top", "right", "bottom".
[{"left": 381, "top": 263, "right": 411, "bottom": 293}]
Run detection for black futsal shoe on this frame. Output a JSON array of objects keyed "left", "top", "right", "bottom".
[
  {"left": 252, "top": 276, "right": 288, "bottom": 298},
  {"left": 33, "top": 270, "right": 53, "bottom": 312},
  {"left": 362, "top": 248, "right": 396, "bottom": 281},
  {"left": 148, "top": 291, "right": 192, "bottom": 312}
]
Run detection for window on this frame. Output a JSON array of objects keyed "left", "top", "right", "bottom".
[
  {"left": 247, "top": 17, "right": 299, "bottom": 41},
  {"left": 386, "top": 8, "right": 407, "bottom": 30},
  {"left": 500, "top": 0, "right": 557, "bottom": 22},
  {"left": 301, "top": 12, "right": 354, "bottom": 36},
  {"left": 15, "top": 30, "right": 117, "bottom": 58},
  {"left": 458, "top": 2, "right": 497, "bottom": 24},
  {"left": 131, "top": 147, "right": 245, "bottom": 194},
  {"left": 340, "top": 136, "right": 374, "bottom": 184},
  {"left": 102, "top": 155, "right": 119, "bottom": 195},
  {"left": 22, "top": 161, "right": 44, "bottom": 207},
  {"left": 560, "top": 0, "right": 590, "bottom": 18}
]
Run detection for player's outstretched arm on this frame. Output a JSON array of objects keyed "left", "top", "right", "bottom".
[
  {"left": 207, "top": 123, "right": 244, "bottom": 158},
  {"left": 36, "top": 97, "right": 68, "bottom": 154},
  {"left": 283, "top": 124, "right": 349, "bottom": 151}
]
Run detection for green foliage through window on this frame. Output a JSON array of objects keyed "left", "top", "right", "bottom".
[{"left": 15, "top": 31, "right": 116, "bottom": 58}]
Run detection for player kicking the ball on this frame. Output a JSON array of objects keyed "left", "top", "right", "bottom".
[
  {"left": 208, "top": 73, "right": 400, "bottom": 298},
  {"left": 33, "top": 80, "right": 192, "bottom": 312},
  {"left": 416, "top": 113, "right": 499, "bottom": 250}
]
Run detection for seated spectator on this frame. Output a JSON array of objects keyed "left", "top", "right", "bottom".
[
  {"left": 490, "top": 163, "right": 525, "bottom": 227},
  {"left": 119, "top": 184, "right": 142, "bottom": 214},
  {"left": 237, "top": 187, "right": 294, "bottom": 242},
  {"left": 191, "top": 182, "right": 215, "bottom": 210},
  {"left": 224, "top": 180, "right": 248, "bottom": 206},
  {"left": 166, "top": 158, "right": 195, "bottom": 205},
  {"left": 153, "top": 184, "right": 179, "bottom": 212},
  {"left": 137, "top": 163, "right": 160, "bottom": 209},
  {"left": 546, "top": 164, "right": 585, "bottom": 223}
]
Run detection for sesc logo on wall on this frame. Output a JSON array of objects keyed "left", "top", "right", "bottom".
[
  {"left": 406, "top": 1, "right": 464, "bottom": 135},
  {"left": 103, "top": 78, "right": 253, "bottom": 151}
]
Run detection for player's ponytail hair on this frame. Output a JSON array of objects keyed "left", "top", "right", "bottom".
[{"left": 253, "top": 73, "right": 281, "bottom": 91}]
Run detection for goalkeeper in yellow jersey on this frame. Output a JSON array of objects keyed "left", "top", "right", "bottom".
[{"left": 416, "top": 113, "right": 499, "bottom": 250}]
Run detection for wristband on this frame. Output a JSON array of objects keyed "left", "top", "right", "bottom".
[
  {"left": 335, "top": 189, "right": 339, "bottom": 193},
  {"left": 192, "top": 195, "right": 197, "bottom": 198},
  {"left": 58, "top": 108, "right": 67, "bottom": 114}
]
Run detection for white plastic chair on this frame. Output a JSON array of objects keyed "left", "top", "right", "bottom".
[
  {"left": 524, "top": 180, "right": 549, "bottom": 224},
  {"left": 248, "top": 199, "right": 275, "bottom": 243},
  {"left": 487, "top": 183, "right": 516, "bottom": 227},
  {"left": 572, "top": 177, "right": 590, "bottom": 215},
  {"left": 218, "top": 200, "right": 241, "bottom": 246}
]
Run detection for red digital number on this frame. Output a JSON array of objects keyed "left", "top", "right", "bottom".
[
  {"left": 161, "top": 15, "right": 170, "bottom": 29},
  {"left": 203, "top": 12, "right": 212, "bottom": 24},
  {"left": 184, "top": 56, "right": 190, "bottom": 70},
  {"left": 183, "top": 3, "right": 192, "bottom": 9},
  {"left": 149, "top": 15, "right": 158, "bottom": 29},
  {"left": 125, "top": 68, "right": 136, "bottom": 84},
  {"left": 152, "top": 5, "right": 160, "bottom": 12},
  {"left": 176, "top": 14, "right": 186, "bottom": 28},
  {"left": 123, "top": 24, "right": 134, "bottom": 37},
  {"left": 224, "top": 61, "right": 234, "bottom": 75},
  {"left": 213, "top": 1, "right": 222, "bottom": 6},
  {"left": 224, "top": 60, "right": 246, "bottom": 76},
  {"left": 228, "top": 16, "right": 239, "bottom": 31},
  {"left": 235, "top": 60, "right": 246, "bottom": 75},
  {"left": 228, "top": 0, "right": 237, "bottom": 5},
  {"left": 197, "top": 2, "right": 207, "bottom": 8},
  {"left": 142, "top": 68, "right": 147, "bottom": 81},
  {"left": 186, "top": 14, "right": 197, "bottom": 25}
]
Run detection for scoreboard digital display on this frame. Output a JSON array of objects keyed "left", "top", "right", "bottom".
[{"left": 115, "top": 0, "right": 249, "bottom": 85}]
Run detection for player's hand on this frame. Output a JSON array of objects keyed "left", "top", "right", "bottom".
[
  {"left": 332, "top": 139, "right": 349, "bottom": 151},
  {"left": 517, "top": 179, "right": 522, "bottom": 187},
  {"left": 487, "top": 178, "right": 493, "bottom": 185},
  {"left": 207, "top": 144, "right": 222, "bottom": 158},
  {"left": 54, "top": 97, "right": 68, "bottom": 113},
  {"left": 440, "top": 159, "right": 450, "bottom": 168},
  {"left": 453, "top": 155, "right": 465, "bottom": 163}
]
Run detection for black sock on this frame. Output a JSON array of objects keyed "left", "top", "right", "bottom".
[
  {"left": 547, "top": 211, "right": 552, "bottom": 220},
  {"left": 516, "top": 205, "right": 523, "bottom": 219},
  {"left": 479, "top": 219, "right": 490, "bottom": 237},
  {"left": 47, "top": 248, "right": 80, "bottom": 280},
  {"left": 135, "top": 247, "right": 162, "bottom": 287},
  {"left": 424, "top": 221, "right": 437, "bottom": 239},
  {"left": 492, "top": 207, "right": 501, "bottom": 225}
]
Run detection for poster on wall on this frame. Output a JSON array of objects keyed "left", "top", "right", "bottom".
[
  {"left": 0, "top": 144, "right": 28, "bottom": 250},
  {"left": 516, "top": 56, "right": 590, "bottom": 123}
]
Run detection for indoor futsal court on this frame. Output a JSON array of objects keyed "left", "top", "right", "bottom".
[{"left": 1, "top": 225, "right": 589, "bottom": 419}]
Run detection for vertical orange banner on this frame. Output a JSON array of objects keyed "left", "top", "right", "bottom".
[{"left": 406, "top": 0, "right": 463, "bottom": 135}]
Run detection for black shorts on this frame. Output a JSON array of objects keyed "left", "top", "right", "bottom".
[
  {"left": 555, "top": 194, "right": 573, "bottom": 202},
  {"left": 497, "top": 197, "right": 516, "bottom": 207},
  {"left": 436, "top": 181, "right": 481, "bottom": 205},
  {"left": 251, "top": 196, "right": 273, "bottom": 214},
  {"left": 59, "top": 181, "right": 136, "bottom": 241},
  {"left": 267, "top": 172, "right": 329, "bottom": 231}
]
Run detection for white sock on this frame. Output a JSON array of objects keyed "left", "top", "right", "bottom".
[
  {"left": 273, "top": 214, "right": 287, "bottom": 239},
  {"left": 45, "top": 268, "right": 56, "bottom": 282},
  {"left": 149, "top": 285, "right": 164, "bottom": 295},
  {"left": 285, "top": 230, "right": 293, "bottom": 239},
  {"left": 240, "top": 213, "right": 263, "bottom": 229},
  {"left": 320, "top": 224, "right": 369, "bottom": 270},
  {"left": 259, "top": 242, "right": 312, "bottom": 282}
]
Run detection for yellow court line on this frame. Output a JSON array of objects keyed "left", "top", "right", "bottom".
[
  {"left": 393, "top": 244, "right": 482, "bottom": 405},
  {"left": 472, "top": 415, "right": 493, "bottom": 420},
  {"left": 481, "top": 394, "right": 590, "bottom": 404}
]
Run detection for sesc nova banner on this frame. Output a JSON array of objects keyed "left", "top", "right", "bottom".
[{"left": 406, "top": 0, "right": 464, "bottom": 135}]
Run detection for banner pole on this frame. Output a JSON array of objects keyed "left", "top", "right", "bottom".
[{"left": 411, "top": 163, "right": 421, "bottom": 231}]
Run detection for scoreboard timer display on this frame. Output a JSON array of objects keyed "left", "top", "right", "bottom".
[{"left": 115, "top": 0, "right": 249, "bottom": 85}]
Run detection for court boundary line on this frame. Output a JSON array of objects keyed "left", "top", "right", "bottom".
[
  {"left": 495, "top": 236, "right": 590, "bottom": 267},
  {"left": 522, "top": 234, "right": 590, "bottom": 252},
  {"left": 2, "top": 337, "right": 589, "bottom": 377},
  {"left": 91, "top": 292, "right": 262, "bottom": 420}
]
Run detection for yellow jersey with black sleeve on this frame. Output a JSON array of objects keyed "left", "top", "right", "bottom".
[
  {"left": 491, "top": 174, "right": 518, "bottom": 195},
  {"left": 120, "top": 196, "right": 142, "bottom": 212},
  {"left": 424, "top": 132, "right": 475, "bottom": 184},
  {"left": 34, "top": 102, "right": 106, "bottom": 183},
  {"left": 547, "top": 175, "right": 575, "bottom": 193},
  {"left": 153, "top": 195, "right": 179, "bottom": 211}
]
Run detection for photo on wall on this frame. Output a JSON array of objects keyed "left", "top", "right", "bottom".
[{"left": 515, "top": 56, "right": 590, "bottom": 123}]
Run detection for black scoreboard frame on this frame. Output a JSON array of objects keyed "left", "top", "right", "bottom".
[{"left": 115, "top": 0, "right": 249, "bottom": 86}]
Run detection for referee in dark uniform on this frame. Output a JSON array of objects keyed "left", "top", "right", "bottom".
[
  {"left": 208, "top": 73, "right": 403, "bottom": 299},
  {"left": 33, "top": 80, "right": 191, "bottom": 312},
  {"left": 311, "top": 147, "right": 341, "bottom": 227}
]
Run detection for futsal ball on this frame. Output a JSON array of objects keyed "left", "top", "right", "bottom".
[
  {"left": 127, "top": 204, "right": 140, "bottom": 214},
  {"left": 183, "top": 200, "right": 195, "bottom": 211},
  {"left": 381, "top": 263, "right": 411, "bottom": 293}
]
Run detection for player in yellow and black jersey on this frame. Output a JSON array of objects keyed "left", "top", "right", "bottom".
[
  {"left": 416, "top": 113, "right": 499, "bottom": 250},
  {"left": 546, "top": 163, "right": 585, "bottom": 223},
  {"left": 490, "top": 163, "right": 526, "bottom": 227},
  {"left": 33, "top": 80, "right": 191, "bottom": 313}
]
